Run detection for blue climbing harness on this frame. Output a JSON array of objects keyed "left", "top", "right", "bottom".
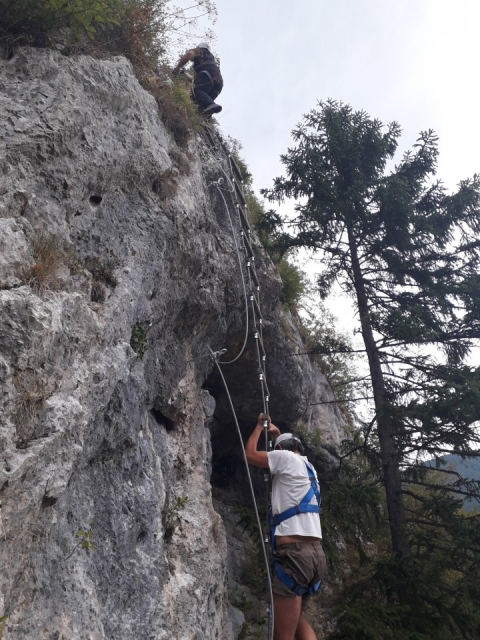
[{"left": 270, "top": 461, "right": 322, "bottom": 596}]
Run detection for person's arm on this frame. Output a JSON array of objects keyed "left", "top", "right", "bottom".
[
  {"left": 245, "top": 414, "right": 281, "bottom": 468},
  {"left": 173, "top": 49, "right": 196, "bottom": 74}
]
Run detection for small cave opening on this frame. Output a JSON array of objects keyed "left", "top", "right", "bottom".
[
  {"left": 203, "top": 364, "right": 270, "bottom": 504},
  {"left": 202, "top": 333, "right": 302, "bottom": 520},
  {"left": 163, "top": 523, "right": 174, "bottom": 543},
  {"left": 150, "top": 408, "right": 175, "bottom": 431},
  {"left": 89, "top": 195, "right": 103, "bottom": 207},
  {"left": 137, "top": 530, "right": 148, "bottom": 544},
  {"left": 41, "top": 496, "right": 58, "bottom": 509},
  {"left": 90, "top": 281, "right": 106, "bottom": 303}
]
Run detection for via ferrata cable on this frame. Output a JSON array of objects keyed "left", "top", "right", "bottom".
[
  {"left": 208, "top": 346, "right": 274, "bottom": 640},
  {"left": 201, "top": 126, "right": 275, "bottom": 639},
  {"left": 209, "top": 179, "right": 250, "bottom": 365}
]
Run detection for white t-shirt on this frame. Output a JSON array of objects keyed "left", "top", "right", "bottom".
[{"left": 267, "top": 450, "right": 322, "bottom": 539}]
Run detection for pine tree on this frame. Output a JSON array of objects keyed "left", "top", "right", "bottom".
[{"left": 263, "top": 100, "right": 480, "bottom": 635}]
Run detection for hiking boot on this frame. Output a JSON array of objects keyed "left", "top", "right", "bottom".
[{"left": 202, "top": 102, "right": 222, "bottom": 116}]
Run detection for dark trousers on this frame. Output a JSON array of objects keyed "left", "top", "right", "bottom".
[{"left": 193, "top": 71, "right": 223, "bottom": 108}]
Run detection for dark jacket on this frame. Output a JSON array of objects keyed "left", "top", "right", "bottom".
[{"left": 193, "top": 48, "right": 223, "bottom": 84}]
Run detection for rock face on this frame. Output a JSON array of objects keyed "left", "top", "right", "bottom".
[{"left": 0, "top": 49, "right": 346, "bottom": 639}]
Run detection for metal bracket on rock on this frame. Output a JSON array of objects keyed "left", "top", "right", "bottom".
[{"left": 210, "top": 348, "right": 227, "bottom": 361}]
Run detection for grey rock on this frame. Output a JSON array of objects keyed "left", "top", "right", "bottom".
[
  {"left": 228, "top": 604, "right": 245, "bottom": 639},
  {"left": 0, "top": 48, "right": 347, "bottom": 639},
  {"left": 0, "top": 218, "right": 31, "bottom": 288}
]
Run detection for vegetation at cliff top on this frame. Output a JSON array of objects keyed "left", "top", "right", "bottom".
[
  {"left": 264, "top": 99, "right": 480, "bottom": 638},
  {"left": 0, "top": 0, "right": 216, "bottom": 69}
]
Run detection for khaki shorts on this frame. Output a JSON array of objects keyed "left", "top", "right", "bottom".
[{"left": 272, "top": 540, "right": 326, "bottom": 599}]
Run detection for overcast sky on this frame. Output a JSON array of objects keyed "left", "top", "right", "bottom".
[
  {"left": 175, "top": 0, "right": 480, "bottom": 334},
  {"left": 202, "top": 0, "right": 480, "bottom": 193}
]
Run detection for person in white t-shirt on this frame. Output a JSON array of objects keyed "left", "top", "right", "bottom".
[{"left": 246, "top": 414, "right": 326, "bottom": 640}]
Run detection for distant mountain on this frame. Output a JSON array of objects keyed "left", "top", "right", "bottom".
[
  {"left": 427, "top": 454, "right": 480, "bottom": 512},
  {"left": 441, "top": 454, "right": 480, "bottom": 479}
]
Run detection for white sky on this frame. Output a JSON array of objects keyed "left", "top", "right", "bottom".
[
  {"left": 209, "top": 0, "right": 480, "bottom": 194},
  {"left": 175, "top": 0, "right": 480, "bottom": 337}
]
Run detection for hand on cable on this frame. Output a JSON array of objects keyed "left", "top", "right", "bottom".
[
  {"left": 268, "top": 423, "right": 281, "bottom": 440},
  {"left": 257, "top": 414, "right": 281, "bottom": 439}
]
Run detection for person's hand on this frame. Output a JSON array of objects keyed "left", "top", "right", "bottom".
[
  {"left": 256, "top": 414, "right": 281, "bottom": 439},
  {"left": 268, "top": 423, "right": 281, "bottom": 439}
]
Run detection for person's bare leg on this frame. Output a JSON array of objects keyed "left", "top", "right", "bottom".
[
  {"left": 295, "top": 614, "right": 317, "bottom": 640},
  {"left": 273, "top": 593, "right": 302, "bottom": 640}
]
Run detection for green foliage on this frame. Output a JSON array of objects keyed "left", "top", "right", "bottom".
[
  {"left": 232, "top": 152, "right": 253, "bottom": 186},
  {"left": 232, "top": 500, "right": 263, "bottom": 544},
  {"left": 65, "top": 526, "right": 95, "bottom": 559},
  {"left": 108, "top": 0, "right": 167, "bottom": 68},
  {"left": 439, "top": 455, "right": 480, "bottom": 511},
  {"left": 143, "top": 73, "right": 203, "bottom": 148},
  {"left": 170, "top": 76, "right": 203, "bottom": 136},
  {"left": 264, "top": 99, "right": 480, "bottom": 637},
  {"left": 174, "top": 495, "right": 189, "bottom": 510},
  {"left": 329, "top": 507, "right": 480, "bottom": 639},
  {"left": 0, "top": 0, "right": 122, "bottom": 45},
  {"left": 130, "top": 323, "right": 148, "bottom": 357},
  {"left": 227, "top": 146, "right": 306, "bottom": 308},
  {"left": 295, "top": 423, "right": 323, "bottom": 454},
  {"left": 294, "top": 421, "right": 382, "bottom": 580},
  {"left": 297, "top": 427, "right": 389, "bottom": 574},
  {"left": 321, "top": 456, "right": 480, "bottom": 639},
  {"left": 276, "top": 258, "right": 306, "bottom": 306},
  {"left": 0, "top": 0, "right": 217, "bottom": 68},
  {"left": 299, "top": 300, "right": 361, "bottom": 418},
  {"left": 76, "top": 527, "right": 95, "bottom": 552},
  {"left": 0, "top": 614, "right": 8, "bottom": 640},
  {"left": 245, "top": 194, "right": 290, "bottom": 264}
]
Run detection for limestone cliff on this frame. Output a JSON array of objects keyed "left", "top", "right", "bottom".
[{"left": 0, "top": 48, "right": 346, "bottom": 639}]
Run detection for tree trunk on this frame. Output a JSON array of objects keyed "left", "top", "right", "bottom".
[{"left": 347, "top": 223, "right": 410, "bottom": 559}]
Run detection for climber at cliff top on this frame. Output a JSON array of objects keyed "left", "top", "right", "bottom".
[
  {"left": 173, "top": 42, "right": 223, "bottom": 116},
  {"left": 246, "top": 414, "right": 326, "bottom": 640}
]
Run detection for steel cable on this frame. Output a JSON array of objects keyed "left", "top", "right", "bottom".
[
  {"left": 201, "top": 126, "right": 274, "bottom": 638},
  {"left": 207, "top": 346, "right": 274, "bottom": 640},
  {"left": 211, "top": 181, "right": 250, "bottom": 365}
]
